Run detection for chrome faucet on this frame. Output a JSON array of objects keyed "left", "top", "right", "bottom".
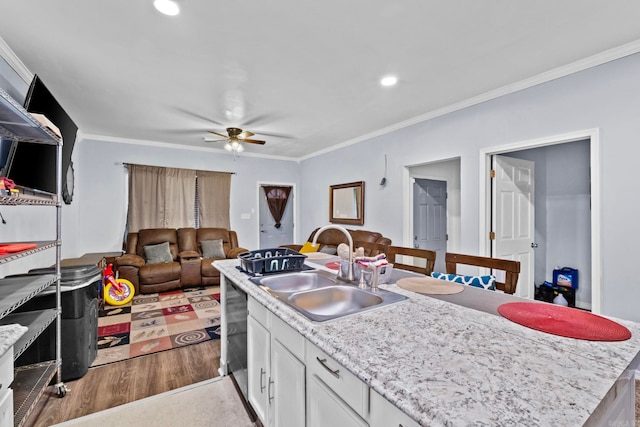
[
  {"left": 367, "top": 263, "right": 380, "bottom": 292},
  {"left": 312, "top": 224, "right": 355, "bottom": 282}
]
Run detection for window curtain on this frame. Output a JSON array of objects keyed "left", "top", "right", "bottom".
[
  {"left": 165, "top": 167, "right": 197, "bottom": 228},
  {"left": 262, "top": 186, "right": 292, "bottom": 229},
  {"left": 127, "top": 164, "right": 166, "bottom": 232},
  {"left": 197, "top": 170, "right": 231, "bottom": 228}
]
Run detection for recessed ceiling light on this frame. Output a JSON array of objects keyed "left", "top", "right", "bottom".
[
  {"left": 380, "top": 75, "right": 398, "bottom": 87},
  {"left": 154, "top": 0, "right": 180, "bottom": 16}
]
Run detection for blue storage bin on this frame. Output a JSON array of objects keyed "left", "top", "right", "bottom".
[{"left": 553, "top": 267, "right": 578, "bottom": 289}]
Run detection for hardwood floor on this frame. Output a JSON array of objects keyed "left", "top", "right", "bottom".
[{"left": 23, "top": 340, "right": 221, "bottom": 427}]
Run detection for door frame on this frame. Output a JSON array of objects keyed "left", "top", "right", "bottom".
[
  {"left": 479, "top": 128, "right": 601, "bottom": 313},
  {"left": 256, "top": 181, "right": 298, "bottom": 248}
]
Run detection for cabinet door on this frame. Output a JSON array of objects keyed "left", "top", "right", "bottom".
[
  {"left": 370, "top": 389, "right": 420, "bottom": 427},
  {"left": 307, "top": 375, "right": 368, "bottom": 427},
  {"left": 247, "top": 315, "right": 270, "bottom": 425},
  {"left": 271, "top": 339, "right": 306, "bottom": 427}
]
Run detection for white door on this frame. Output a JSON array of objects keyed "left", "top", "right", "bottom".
[
  {"left": 259, "top": 185, "right": 294, "bottom": 249},
  {"left": 413, "top": 179, "right": 447, "bottom": 273},
  {"left": 492, "top": 155, "right": 535, "bottom": 298}
]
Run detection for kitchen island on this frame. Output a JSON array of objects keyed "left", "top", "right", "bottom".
[{"left": 215, "top": 259, "right": 640, "bottom": 426}]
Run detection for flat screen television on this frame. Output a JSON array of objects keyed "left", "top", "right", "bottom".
[{"left": 4, "top": 75, "right": 78, "bottom": 200}]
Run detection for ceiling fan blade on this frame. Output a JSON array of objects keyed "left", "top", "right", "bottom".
[
  {"left": 251, "top": 131, "right": 294, "bottom": 139},
  {"left": 208, "top": 131, "right": 230, "bottom": 139},
  {"left": 173, "top": 107, "right": 224, "bottom": 126},
  {"left": 203, "top": 138, "right": 227, "bottom": 143},
  {"left": 243, "top": 138, "right": 266, "bottom": 145},
  {"left": 238, "top": 130, "right": 255, "bottom": 139}
]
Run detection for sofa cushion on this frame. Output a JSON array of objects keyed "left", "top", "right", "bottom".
[
  {"left": 144, "top": 241, "right": 173, "bottom": 264},
  {"left": 319, "top": 246, "right": 337, "bottom": 255},
  {"left": 201, "top": 239, "right": 226, "bottom": 258}
]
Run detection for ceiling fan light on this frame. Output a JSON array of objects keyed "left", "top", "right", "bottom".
[
  {"left": 154, "top": 0, "right": 180, "bottom": 16},
  {"left": 380, "top": 75, "right": 398, "bottom": 87},
  {"left": 236, "top": 144, "right": 244, "bottom": 152},
  {"left": 224, "top": 142, "right": 233, "bottom": 151},
  {"left": 231, "top": 140, "right": 241, "bottom": 149}
]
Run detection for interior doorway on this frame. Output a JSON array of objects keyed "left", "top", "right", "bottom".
[
  {"left": 405, "top": 158, "right": 461, "bottom": 273},
  {"left": 413, "top": 178, "right": 448, "bottom": 273},
  {"left": 481, "top": 129, "right": 601, "bottom": 313},
  {"left": 258, "top": 183, "right": 295, "bottom": 249}
]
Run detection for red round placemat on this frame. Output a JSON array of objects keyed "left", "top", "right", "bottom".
[
  {"left": 497, "top": 302, "right": 631, "bottom": 341},
  {"left": 325, "top": 261, "right": 340, "bottom": 270}
]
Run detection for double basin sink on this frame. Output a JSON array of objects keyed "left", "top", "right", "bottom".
[{"left": 250, "top": 270, "right": 407, "bottom": 322}]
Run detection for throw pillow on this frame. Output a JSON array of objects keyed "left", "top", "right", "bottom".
[
  {"left": 299, "top": 242, "right": 319, "bottom": 253},
  {"left": 143, "top": 241, "right": 173, "bottom": 264},
  {"left": 431, "top": 272, "right": 496, "bottom": 291},
  {"left": 201, "top": 239, "right": 226, "bottom": 258},
  {"left": 319, "top": 246, "right": 337, "bottom": 255}
]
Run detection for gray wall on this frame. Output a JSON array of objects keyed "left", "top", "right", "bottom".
[
  {"left": 299, "top": 52, "right": 640, "bottom": 322},
  {"left": 3, "top": 47, "right": 640, "bottom": 321}
]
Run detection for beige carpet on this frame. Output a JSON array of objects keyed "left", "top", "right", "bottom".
[{"left": 50, "top": 376, "right": 253, "bottom": 427}]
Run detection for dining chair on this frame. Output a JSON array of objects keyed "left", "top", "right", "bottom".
[
  {"left": 444, "top": 252, "right": 521, "bottom": 294},
  {"left": 386, "top": 246, "right": 436, "bottom": 276}
]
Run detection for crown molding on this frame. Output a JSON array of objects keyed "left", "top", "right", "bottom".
[
  {"left": 300, "top": 39, "right": 640, "bottom": 161},
  {"left": 0, "top": 37, "right": 33, "bottom": 83}
]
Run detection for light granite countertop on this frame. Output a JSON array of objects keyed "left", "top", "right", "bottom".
[
  {"left": 215, "top": 259, "right": 640, "bottom": 426},
  {"left": 0, "top": 323, "right": 28, "bottom": 357}
]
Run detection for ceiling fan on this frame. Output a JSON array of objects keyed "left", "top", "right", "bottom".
[{"left": 204, "top": 127, "right": 266, "bottom": 152}]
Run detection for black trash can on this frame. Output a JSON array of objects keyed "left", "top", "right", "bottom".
[{"left": 15, "top": 265, "right": 101, "bottom": 381}]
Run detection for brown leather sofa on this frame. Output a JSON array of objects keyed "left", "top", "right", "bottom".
[
  {"left": 115, "top": 227, "right": 247, "bottom": 294},
  {"left": 281, "top": 227, "right": 391, "bottom": 257}
]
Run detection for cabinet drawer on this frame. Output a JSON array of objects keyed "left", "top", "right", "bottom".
[
  {"left": 271, "top": 314, "right": 305, "bottom": 361},
  {"left": 248, "top": 295, "right": 269, "bottom": 327},
  {"left": 0, "top": 347, "right": 13, "bottom": 390},
  {"left": 306, "top": 342, "right": 369, "bottom": 418}
]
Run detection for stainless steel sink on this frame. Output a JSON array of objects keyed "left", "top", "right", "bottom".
[
  {"left": 254, "top": 271, "right": 335, "bottom": 293},
  {"left": 289, "top": 285, "right": 382, "bottom": 315},
  {"left": 251, "top": 271, "right": 407, "bottom": 322}
]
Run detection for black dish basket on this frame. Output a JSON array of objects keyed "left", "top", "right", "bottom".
[{"left": 238, "top": 248, "right": 307, "bottom": 275}]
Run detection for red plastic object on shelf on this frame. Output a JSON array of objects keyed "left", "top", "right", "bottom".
[{"left": 0, "top": 243, "right": 38, "bottom": 253}]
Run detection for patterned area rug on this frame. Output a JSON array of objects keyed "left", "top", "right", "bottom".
[{"left": 92, "top": 286, "right": 221, "bottom": 366}]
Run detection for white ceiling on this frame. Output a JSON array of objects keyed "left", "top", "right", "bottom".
[{"left": 2, "top": 1, "right": 640, "bottom": 159}]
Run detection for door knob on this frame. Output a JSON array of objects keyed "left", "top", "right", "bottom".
[{"left": 531, "top": 242, "right": 539, "bottom": 248}]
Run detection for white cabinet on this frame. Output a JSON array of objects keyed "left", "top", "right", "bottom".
[
  {"left": 306, "top": 342, "right": 369, "bottom": 426},
  {"left": 247, "top": 296, "right": 305, "bottom": 427},
  {"left": 271, "top": 339, "right": 306, "bottom": 426},
  {"left": 308, "top": 374, "right": 368, "bottom": 427},
  {"left": 370, "top": 389, "right": 421, "bottom": 427},
  {"left": 247, "top": 314, "right": 270, "bottom": 423},
  {"left": 0, "top": 87, "right": 66, "bottom": 427}
]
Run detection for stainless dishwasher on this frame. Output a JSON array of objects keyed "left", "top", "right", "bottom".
[{"left": 224, "top": 278, "right": 249, "bottom": 402}]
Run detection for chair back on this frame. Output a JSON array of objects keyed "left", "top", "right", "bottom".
[
  {"left": 354, "top": 241, "right": 387, "bottom": 257},
  {"left": 386, "top": 246, "right": 436, "bottom": 275},
  {"left": 444, "top": 252, "right": 520, "bottom": 294}
]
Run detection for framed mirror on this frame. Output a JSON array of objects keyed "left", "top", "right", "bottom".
[{"left": 329, "top": 181, "right": 365, "bottom": 225}]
